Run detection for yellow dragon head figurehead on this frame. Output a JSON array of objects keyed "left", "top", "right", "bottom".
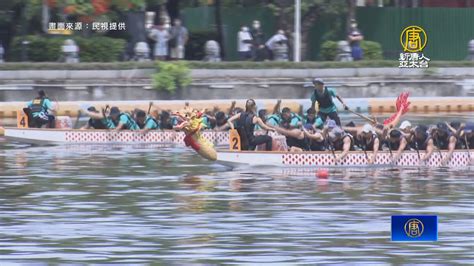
[{"left": 174, "top": 106, "right": 206, "bottom": 133}]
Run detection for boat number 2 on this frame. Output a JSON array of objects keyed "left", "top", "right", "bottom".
[{"left": 232, "top": 137, "right": 239, "bottom": 149}]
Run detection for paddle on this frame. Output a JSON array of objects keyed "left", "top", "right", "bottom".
[
  {"left": 415, "top": 142, "right": 423, "bottom": 162},
  {"left": 102, "top": 105, "right": 110, "bottom": 119},
  {"left": 386, "top": 140, "right": 396, "bottom": 166},
  {"left": 73, "top": 110, "right": 82, "bottom": 129},
  {"left": 464, "top": 134, "right": 471, "bottom": 159},
  {"left": 346, "top": 108, "right": 377, "bottom": 125},
  {"left": 325, "top": 131, "right": 338, "bottom": 165},
  {"left": 362, "top": 138, "right": 369, "bottom": 163},
  {"left": 434, "top": 134, "right": 443, "bottom": 162},
  {"left": 147, "top": 101, "right": 153, "bottom": 115}
]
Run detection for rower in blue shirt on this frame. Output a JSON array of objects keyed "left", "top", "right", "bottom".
[{"left": 26, "top": 90, "right": 56, "bottom": 128}]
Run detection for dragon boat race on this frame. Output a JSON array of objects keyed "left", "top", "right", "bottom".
[{"left": 0, "top": 1, "right": 473, "bottom": 265}]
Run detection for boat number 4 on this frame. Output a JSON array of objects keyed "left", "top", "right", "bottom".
[{"left": 17, "top": 110, "right": 29, "bottom": 128}]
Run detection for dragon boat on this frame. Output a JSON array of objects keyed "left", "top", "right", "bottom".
[{"left": 215, "top": 150, "right": 472, "bottom": 168}]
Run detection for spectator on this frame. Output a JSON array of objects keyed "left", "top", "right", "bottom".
[
  {"left": 148, "top": 23, "right": 169, "bottom": 60},
  {"left": 237, "top": 26, "right": 253, "bottom": 60},
  {"left": 169, "top": 19, "right": 189, "bottom": 60},
  {"left": 347, "top": 19, "right": 364, "bottom": 61},
  {"left": 265, "top": 30, "right": 288, "bottom": 61},
  {"left": 250, "top": 20, "right": 266, "bottom": 61}
]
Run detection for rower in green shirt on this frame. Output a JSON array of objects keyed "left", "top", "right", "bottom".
[
  {"left": 135, "top": 110, "right": 159, "bottom": 133},
  {"left": 310, "top": 78, "right": 348, "bottom": 126},
  {"left": 109, "top": 107, "right": 140, "bottom": 131}
]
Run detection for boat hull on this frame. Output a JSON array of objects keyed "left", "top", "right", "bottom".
[
  {"left": 4, "top": 127, "right": 230, "bottom": 146},
  {"left": 217, "top": 150, "right": 472, "bottom": 168}
]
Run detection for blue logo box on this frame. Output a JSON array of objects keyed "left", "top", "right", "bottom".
[{"left": 391, "top": 215, "right": 438, "bottom": 242}]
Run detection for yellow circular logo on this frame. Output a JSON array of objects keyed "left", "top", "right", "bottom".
[
  {"left": 400, "top": 25, "right": 427, "bottom": 52},
  {"left": 404, "top": 218, "right": 424, "bottom": 238}
]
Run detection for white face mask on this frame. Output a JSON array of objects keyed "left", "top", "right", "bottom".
[
  {"left": 253, "top": 23, "right": 260, "bottom": 29},
  {"left": 242, "top": 27, "right": 248, "bottom": 32},
  {"left": 351, "top": 23, "right": 357, "bottom": 28}
]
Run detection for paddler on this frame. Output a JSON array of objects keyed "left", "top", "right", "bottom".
[
  {"left": 351, "top": 124, "right": 380, "bottom": 164},
  {"left": 384, "top": 128, "right": 408, "bottom": 163},
  {"left": 265, "top": 99, "right": 283, "bottom": 127},
  {"left": 310, "top": 78, "right": 348, "bottom": 126},
  {"left": 432, "top": 122, "right": 459, "bottom": 165},
  {"left": 135, "top": 110, "right": 159, "bottom": 133},
  {"left": 408, "top": 124, "right": 435, "bottom": 163},
  {"left": 304, "top": 108, "right": 324, "bottom": 130},
  {"left": 399, "top": 120, "right": 412, "bottom": 134},
  {"left": 275, "top": 107, "right": 308, "bottom": 151},
  {"left": 213, "top": 111, "right": 229, "bottom": 131},
  {"left": 448, "top": 122, "right": 474, "bottom": 150},
  {"left": 26, "top": 90, "right": 56, "bottom": 128},
  {"left": 302, "top": 124, "right": 326, "bottom": 151},
  {"left": 227, "top": 99, "right": 275, "bottom": 151},
  {"left": 81, "top": 106, "right": 114, "bottom": 129},
  {"left": 109, "top": 107, "right": 139, "bottom": 131},
  {"left": 325, "top": 120, "right": 353, "bottom": 163}
]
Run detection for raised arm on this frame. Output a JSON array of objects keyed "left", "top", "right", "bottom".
[
  {"left": 442, "top": 136, "right": 457, "bottom": 165},
  {"left": 272, "top": 99, "right": 282, "bottom": 114},
  {"left": 227, "top": 113, "right": 241, "bottom": 130},
  {"left": 255, "top": 117, "right": 275, "bottom": 132},
  {"left": 421, "top": 139, "right": 434, "bottom": 162},
  {"left": 83, "top": 110, "right": 104, "bottom": 120},
  {"left": 393, "top": 137, "right": 408, "bottom": 163},
  {"left": 303, "top": 128, "right": 324, "bottom": 142},
  {"left": 228, "top": 101, "right": 236, "bottom": 116},
  {"left": 370, "top": 138, "right": 380, "bottom": 164}
]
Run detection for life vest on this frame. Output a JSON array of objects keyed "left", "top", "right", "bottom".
[
  {"left": 30, "top": 97, "right": 47, "bottom": 113},
  {"left": 115, "top": 113, "right": 138, "bottom": 130},
  {"left": 432, "top": 132, "right": 450, "bottom": 150},
  {"left": 309, "top": 138, "right": 326, "bottom": 151},
  {"left": 266, "top": 114, "right": 280, "bottom": 126},
  {"left": 144, "top": 116, "right": 159, "bottom": 129},
  {"left": 88, "top": 118, "right": 107, "bottom": 129},
  {"left": 331, "top": 133, "right": 354, "bottom": 151},
  {"left": 286, "top": 135, "right": 310, "bottom": 150},
  {"left": 236, "top": 112, "right": 255, "bottom": 150},
  {"left": 281, "top": 113, "right": 302, "bottom": 129},
  {"left": 410, "top": 134, "right": 431, "bottom": 151},
  {"left": 356, "top": 133, "right": 379, "bottom": 151},
  {"left": 314, "top": 87, "right": 334, "bottom": 109},
  {"left": 387, "top": 130, "right": 406, "bottom": 151}
]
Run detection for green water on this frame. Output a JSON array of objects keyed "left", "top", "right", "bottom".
[{"left": 0, "top": 139, "right": 473, "bottom": 264}]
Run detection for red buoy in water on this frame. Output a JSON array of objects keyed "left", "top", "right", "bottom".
[{"left": 316, "top": 169, "right": 329, "bottom": 179}]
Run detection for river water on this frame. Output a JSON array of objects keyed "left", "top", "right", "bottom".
[
  {"left": 0, "top": 138, "right": 473, "bottom": 265},
  {"left": 1, "top": 113, "right": 474, "bottom": 264}
]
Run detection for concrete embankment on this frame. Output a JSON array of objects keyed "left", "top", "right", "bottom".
[
  {"left": 0, "top": 68, "right": 473, "bottom": 101},
  {"left": 0, "top": 97, "right": 472, "bottom": 119}
]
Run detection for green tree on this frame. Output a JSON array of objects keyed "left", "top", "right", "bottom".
[{"left": 267, "top": 0, "right": 348, "bottom": 60}]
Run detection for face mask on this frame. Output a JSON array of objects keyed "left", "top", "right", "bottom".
[
  {"left": 351, "top": 23, "right": 357, "bottom": 28},
  {"left": 253, "top": 23, "right": 260, "bottom": 29}
]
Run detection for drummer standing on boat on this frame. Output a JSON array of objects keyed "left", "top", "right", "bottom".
[
  {"left": 310, "top": 78, "right": 348, "bottom": 126},
  {"left": 227, "top": 99, "right": 275, "bottom": 151}
]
